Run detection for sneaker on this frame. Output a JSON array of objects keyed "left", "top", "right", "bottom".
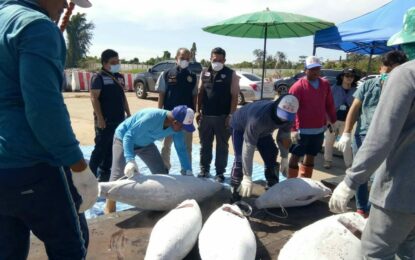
[
  {"left": 356, "top": 209, "right": 369, "bottom": 219},
  {"left": 215, "top": 174, "right": 225, "bottom": 183},
  {"left": 323, "top": 160, "right": 332, "bottom": 169}
]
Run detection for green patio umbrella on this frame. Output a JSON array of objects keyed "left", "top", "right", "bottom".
[{"left": 203, "top": 8, "right": 334, "bottom": 99}]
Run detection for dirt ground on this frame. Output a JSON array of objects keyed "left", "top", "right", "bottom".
[{"left": 26, "top": 92, "right": 349, "bottom": 260}]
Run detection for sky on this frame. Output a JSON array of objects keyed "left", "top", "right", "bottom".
[{"left": 74, "top": 0, "right": 392, "bottom": 64}]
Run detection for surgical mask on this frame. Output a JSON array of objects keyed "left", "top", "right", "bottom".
[
  {"left": 380, "top": 73, "right": 389, "bottom": 82},
  {"left": 178, "top": 60, "right": 189, "bottom": 69},
  {"left": 402, "top": 43, "right": 415, "bottom": 60},
  {"left": 110, "top": 64, "right": 121, "bottom": 74},
  {"left": 211, "top": 62, "right": 224, "bottom": 72}
]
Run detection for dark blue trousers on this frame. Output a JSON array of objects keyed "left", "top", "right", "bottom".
[
  {"left": 230, "top": 129, "right": 278, "bottom": 188},
  {"left": 89, "top": 124, "right": 118, "bottom": 182},
  {"left": 0, "top": 163, "right": 88, "bottom": 260}
]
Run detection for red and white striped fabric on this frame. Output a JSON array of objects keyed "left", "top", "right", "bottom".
[
  {"left": 71, "top": 70, "right": 93, "bottom": 92},
  {"left": 123, "top": 73, "right": 135, "bottom": 92}
]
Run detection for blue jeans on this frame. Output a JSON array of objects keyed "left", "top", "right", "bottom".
[
  {"left": 0, "top": 163, "right": 89, "bottom": 260},
  {"left": 352, "top": 134, "right": 370, "bottom": 212}
]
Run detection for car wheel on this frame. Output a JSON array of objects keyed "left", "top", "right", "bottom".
[
  {"left": 238, "top": 92, "right": 245, "bottom": 105},
  {"left": 134, "top": 81, "right": 147, "bottom": 99},
  {"left": 276, "top": 84, "right": 288, "bottom": 96}
]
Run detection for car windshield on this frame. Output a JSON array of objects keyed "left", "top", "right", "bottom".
[
  {"left": 321, "top": 70, "right": 341, "bottom": 77},
  {"left": 189, "top": 63, "right": 202, "bottom": 74},
  {"left": 242, "top": 73, "right": 261, "bottom": 81}
]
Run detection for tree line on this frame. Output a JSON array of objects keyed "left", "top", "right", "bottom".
[{"left": 65, "top": 13, "right": 381, "bottom": 74}]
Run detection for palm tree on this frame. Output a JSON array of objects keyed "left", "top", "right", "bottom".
[{"left": 66, "top": 13, "right": 94, "bottom": 68}]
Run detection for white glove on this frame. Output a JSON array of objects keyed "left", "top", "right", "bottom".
[
  {"left": 335, "top": 133, "right": 351, "bottom": 153},
  {"left": 291, "top": 131, "right": 300, "bottom": 144},
  {"left": 181, "top": 169, "right": 194, "bottom": 176},
  {"left": 280, "top": 158, "right": 289, "bottom": 177},
  {"left": 329, "top": 181, "right": 355, "bottom": 213},
  {"left": 72, "top": 167, "right": 99, "bottom": 213},
  {"left": 124, "top": 160, "right": 139, "bottom": 178},
  {"left": 238, "top": 175, "right": 253, "bottom": 197}
]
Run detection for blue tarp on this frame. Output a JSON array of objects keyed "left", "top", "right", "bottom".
[
  {"left": 82, "top": 142, "right": 286, "bottom": 219},
  {"left": 314, "top": 0, "right": 414, "bottom": 55}
]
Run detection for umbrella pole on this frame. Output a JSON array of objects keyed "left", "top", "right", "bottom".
[{"left": 261, "top": 24, "right": 268, "bottom": 100}]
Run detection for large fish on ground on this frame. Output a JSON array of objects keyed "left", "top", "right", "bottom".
[
  {"left": 145, "top": 199, "right": 202, "bottom": 260},
  {"left": 255, "top": 178, "right": 331, "bottom": 209},
  {"left": 99, "top": 175, "right": 223, "bottom": 211},
  {"left": 278, "top": 212, "right": 367, "bottom": 260},
  {"left": 198, "top": 203, "right": 256, "bottom": 260}
]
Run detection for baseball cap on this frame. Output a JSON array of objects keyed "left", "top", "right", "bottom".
[
  {"left": 71, "top": 0, "right": 92, "bottom": 8},
  {"left": 276, "top": 95, "right": 299, "bottom": 122},
  {"left": 305, "top": 56, "right": 322, "bottom": 70},
  {"left": 172, "top": 105, "right": 196, "bottom": 132},
  {"left": 387, "top": 7, "right": 415, "bottom": 46}
]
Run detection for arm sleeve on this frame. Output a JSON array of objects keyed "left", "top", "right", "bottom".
[
  {"left": 288, "top": 82, "right": 301, "bottom": 131},
  {"left": 242, "top": 122, "right": 260, "bottom": 177},
  {"left": 242, "top": 140, "right": 256, "bottom": 177},
  {"left": 90, "top": 74, "right": 103, "bottom": 90},
  {"left": 353, "top": 83, "right": 365, "bottom": 101},
  {"left": 122, "top": 128, "right": 136, "bottom": 162},
  {"left": 155, "top": 72, "right": 166, "bottom": 92},
  {"left": 276, "top": 123, "right": 292, "bottom": 158},
  {"left": 172, "top": 131, "right": 191, "bottom": 170},
  {"left": 344, "top": 66, "right": 415, "bottom": 190},
  {"left": 18, "top": 21, "right": 83, "bottom": 166}
]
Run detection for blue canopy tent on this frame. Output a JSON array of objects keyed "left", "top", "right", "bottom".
[{"left": 313, "top": 0, "right": 414, "bottom": 70}]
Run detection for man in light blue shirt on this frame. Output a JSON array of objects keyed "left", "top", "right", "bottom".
[{"left": 105, "top": 105, "right": 195, "bottom": 213}]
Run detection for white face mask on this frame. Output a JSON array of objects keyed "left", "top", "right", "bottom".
[
  {"left": 110, "top": 64, "right": 121, "bottom": 73},
  {"left": 178, "top": 60, "right": 189, "bottom": 69},
  {"left": 211, "top": 62, "right": 224, "bottom": 72}
]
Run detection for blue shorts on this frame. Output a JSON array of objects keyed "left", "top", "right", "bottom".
[{"left": 290, "top": 133, "right": 324, "bottom": 157}]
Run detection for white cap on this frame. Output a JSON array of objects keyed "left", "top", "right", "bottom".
[
  {"left": 276, "top": 95, "right": 299, "bottom": 121},
  {"left": 305, "top": 56, "right": 321, "bottom": 70},
  {"left": 71, "top": 0, "right": 92, "bottom": 8}
]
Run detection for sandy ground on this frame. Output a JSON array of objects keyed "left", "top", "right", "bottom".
[{"left": 64, "top": 92, "right": 344, "bottom": 180}]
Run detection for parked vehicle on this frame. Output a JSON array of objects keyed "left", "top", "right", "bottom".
[
  {"left": 236, "top": 71, "right": 275, "bottom": 105},
  {"left": 133, "top": 60, "right": 203, "bottom": 99},
  {"left": 274, "top": 69, "right": 343, "bottom": 95},
  {"left": 357, "top": 74, "right": 380, "bottom": 88}
]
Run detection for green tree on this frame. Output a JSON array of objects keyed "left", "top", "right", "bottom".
[
  {"left": 162, "top": 51, "right": 171, "bottom": 60},
  {"left": 275, "top": 51, "right": 287, "bottom": 68},
  {"left": 66, "top": 13, "right": 94, "bottom": 68},
  {"left": 253, "top": 49, "right": 264, "bottom": 67},
  {"left": 190, "top": 42, "right": 197, "bottom": 61},
  {"left": 200, "top": 59, "right": 210, "bottom": 68}
]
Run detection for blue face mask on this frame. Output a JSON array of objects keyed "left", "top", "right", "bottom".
[
  {"left": 380, "top": 73, "right": 388, "bottom": 82},
  {"left": 110, "top": 64, "right": 121, "bottom": 74},
  {"left": 402, "top": 43, "right": 415, "bottom": 61}
]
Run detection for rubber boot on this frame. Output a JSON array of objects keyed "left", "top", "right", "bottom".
[
  {"left": 288, "top": 167, "right": 299, "bottom": 178},
  {"left": 104, "top": 199, "right": 116, "bottom": 215},
  {"left": 264, "top": 163, "right": 280, "bottom": 189},
  {"left": 299, "top": 164, "right": 313, "bottom": 178}
]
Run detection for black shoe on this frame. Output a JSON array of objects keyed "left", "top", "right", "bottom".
[
  {"left": 230, "top": 186, "right": 242, "bottom": 203},
  {"left": 198, "top": 171, "right": 210, "bottom": 178},
  {"left": 265, "top": 180, "right": 278, "bottom": 190},
  {"left": 215, "top": 174, "right": 225, "bottom": 183}
]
